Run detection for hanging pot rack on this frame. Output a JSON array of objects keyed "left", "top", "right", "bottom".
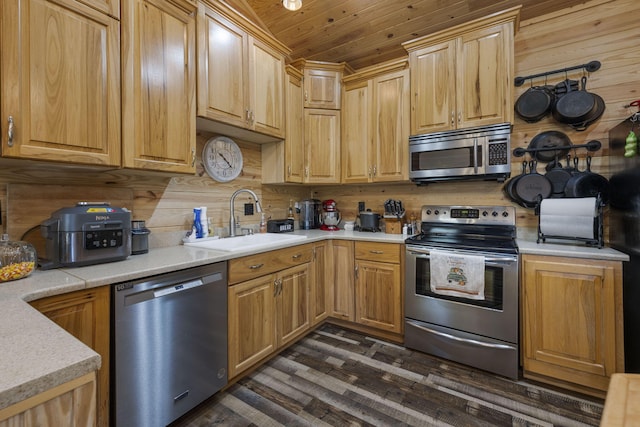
[
  {"left": 512, "top": 140, "right": 601, "bottom": 158},
  {"left": 514, "top": 60, "right": 601, "bottom": 87}
]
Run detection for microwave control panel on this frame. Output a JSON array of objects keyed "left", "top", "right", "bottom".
[{"left": 488, "top": 142, "right": 509, "bottom": 166}]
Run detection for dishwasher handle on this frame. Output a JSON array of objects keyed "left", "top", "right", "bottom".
[
  {"left": 123, "top": 271, "right": 224, "bottom": 306},
  {"left": 153, "top": 278, "right": 205, "bottom": 298}
]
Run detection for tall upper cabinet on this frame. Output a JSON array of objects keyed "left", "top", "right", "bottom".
[
  {"left": 402, "top": 6, "right": 520, "bottom": 135},
  {"left": 342, "top": 59, "right": 409, "bottom": 183},
  {"left": 197, "top": 1, "right": 289, "bottom": 140},
  {"left": 1, "top": 0, "right": 121, "bottom": 166},
  {"left": 122, "top": 0, "right": 197, "bottom": 173}
]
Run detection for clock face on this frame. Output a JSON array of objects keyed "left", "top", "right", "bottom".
[{"left": 202, "top": 136, "right": 243, "bottom": 182}]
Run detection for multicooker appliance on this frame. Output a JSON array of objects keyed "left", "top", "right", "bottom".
[
  {"left": 40, "top": 202, "right": 131, "bottom": 269},
  {"left": 409, "top": 123, "right": 512, "bottom": 183},
  {"left": 404, "top": 205, "right": 519, "bottom": 379}
]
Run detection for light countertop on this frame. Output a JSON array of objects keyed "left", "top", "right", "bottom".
[{"left": 0, "top": 229, "right": 628, "bottom": 410}]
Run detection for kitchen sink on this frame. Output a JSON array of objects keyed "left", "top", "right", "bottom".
[{"left": 183, "top": 233, "right": 307, "bottom": 252}]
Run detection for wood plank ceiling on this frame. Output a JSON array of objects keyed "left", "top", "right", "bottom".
[{"left": 228, "top": 0, "right": 591, "bottom": 70}]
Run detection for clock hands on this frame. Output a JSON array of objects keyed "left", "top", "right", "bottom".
[{"left": 218, "top": 152, "right": 232, "bottom": 168}]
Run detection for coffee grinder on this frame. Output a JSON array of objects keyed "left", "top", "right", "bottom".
[{"left": 320, "top": 199, "right": 341, "bottom": 231}]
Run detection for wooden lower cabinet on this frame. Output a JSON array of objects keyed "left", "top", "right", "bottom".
[
  {"left": 0, "top": 372, "right": 96, "bottom": 427},
  {"left": 310, "top": 241, "right": 331, "bottom": 325},
  {"left": 330, "top": 240, "right": 355, "bottom": 321},
  {"left": 521, "top": 254, "right": 624, "bottom": 396},
  {"left": 228, "top": 259, "right": 311, "bottom": 379},
  {"left": 29, "top": 287, "right": 109, "bottom": 427},
  {"left": 354, "top": 242, "right": 403, "bottom": 334}
]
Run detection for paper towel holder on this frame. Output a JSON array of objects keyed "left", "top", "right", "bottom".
[{"left": 536, "top": 194, "right": 604, "bottom": 248}]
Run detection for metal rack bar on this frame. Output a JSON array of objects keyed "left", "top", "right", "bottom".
[
  {"left": 512, "top": 140, "right": 601, "bottom": 157},
  {"left": 514, "top": 60, "right": 601, "bottom": 87}
]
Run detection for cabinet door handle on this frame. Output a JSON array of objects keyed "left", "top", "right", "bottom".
[
  {"left": 291, "top": 254, "right": 301, "bottom": 260},
  {"left": 354, "top": 264, "right": 359, "bottom": 279},
  {"left": 7, "top": 116, "right": 14, "bottom": 147},
  {"left": 451, "top": 111, "right": 455, "bottom": 127},
  {"left": 458, "top": 111, "right": 462, "bottom": 124},
  {"left": 274, "top": 279, "right": 279, "bottom": 296},
  {"left": 287, "top": 165, "right": 291, "bottom": 176},
  {"left": 249, "top": 263, "right": 264, "bottom": 270},
  {"left": 304, "top": 90, "right": 308, "bottom": 102},
  {"left": 369, "top": 250, "right": 384, "bottom": 254},
  {"left": 372, "top": 165, "right": 377, "bottom": 176},
  {"left": 191, "top": 148, "right": 196, "bottom": 167}
]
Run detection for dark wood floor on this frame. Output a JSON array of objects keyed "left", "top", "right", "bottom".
[{"left": 172, "top": 324, "right": 604, "bottom": 426}]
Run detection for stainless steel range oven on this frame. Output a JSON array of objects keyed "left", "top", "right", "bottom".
[{"left": 404, "top": 205, "right": 519, "bottom": 379}]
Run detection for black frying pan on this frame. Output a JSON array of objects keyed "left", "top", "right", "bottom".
[
  {"left": 527, "top": 131, "right": 572, "bottom": 162},
  {"left": 544, "top": 157, "right": 572, "bottom": 197},
  {"left": 504, "top": 161, "right": 528, "bottom": 204},
  {"left": 515, "top": 85, "right": 555, "bottom": 123},
  {"left": 514, "top": 160, "right": 552, "bottom": 207},
  {"left": 564, "top": 156, "right": 610, "bottom": 203}
]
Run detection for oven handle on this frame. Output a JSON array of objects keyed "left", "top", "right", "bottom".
[
  {"left": 407, "top": 248, "right": 516, "bottom": 264},
  {"left": 406, "top": 320, "right": 514, "bottom": 350}
]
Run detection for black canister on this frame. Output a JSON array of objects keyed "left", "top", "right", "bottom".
[{"left": 131, "top": 220, "right": 150, "bottom": 254}]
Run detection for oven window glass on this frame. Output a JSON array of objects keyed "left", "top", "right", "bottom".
[
  {"left": 414, "top": 256, "right": 503, "bottom": 309},
  {"left": 411, "top": 146, "right": 482, "bottom": 171}
]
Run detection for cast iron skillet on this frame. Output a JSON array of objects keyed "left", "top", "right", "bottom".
[
  {"left": 564, "top": 156, "right": 610, "bottom": 203},
  {"left": 515, "top": 85, "right": 555, "bottom": 123},
  {"left": 528, "top": 131, "right": 572, "bottom": 163},
  {"left": 544, "top": 157, "right": 572, "bottom": 197},
  {"left": 553, "top": 76, "right": 605, "bottom": 130},
  {"left": 504, "top": 161, "right": 528, "bottom": 205},
  {"left": 514, "top": 160, "right": 552, "bottom": 208}
]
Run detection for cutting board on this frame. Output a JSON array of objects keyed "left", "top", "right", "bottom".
[{"left": 7, "top": 183, "right": 134, "bottom": 256}]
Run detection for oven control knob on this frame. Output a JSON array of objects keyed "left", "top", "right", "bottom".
[
  {"left": 502, "top": 211, "right": 509, "bottom": 217},
  {"left": 434, "top": 210, "right": 439, "bottom": 215},
  {"left": 482, "top": 211, "right": 488, "bottom": 217},
  {"left": 425, "top": 209, "right": 431, "bottom": 215},
  {"left": 492, "top": 211, "right": 498, "bottom": 217}
]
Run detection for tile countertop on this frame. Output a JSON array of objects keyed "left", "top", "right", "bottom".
[{"left": 0, "top": 229, "right": 628, "bottom": 411}]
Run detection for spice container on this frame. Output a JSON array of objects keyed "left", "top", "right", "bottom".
[{"left": 0, "top": 234, "right": 37, "bottom": 282}]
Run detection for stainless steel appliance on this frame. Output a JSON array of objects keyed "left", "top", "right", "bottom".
[
  {"left": 607, "top": 113, "right": 640, "bottom": 373},
  {"left": 405, "top": 205, "right": 519, "bottom": 379},
  {"left": 409, "top": 123, "right": 512, "bottom": 183},
  {"left": 299, "top": 199, "right": 321, "bottom": 229},
  {"left": 40, "top": 202, "right": 131, "bottom": 269},
  {"left": 112, "top": 262, "right": 228, "bottom": 427},
  {"left": 357, "top": 210, "right": 381, "bottom": 232}
]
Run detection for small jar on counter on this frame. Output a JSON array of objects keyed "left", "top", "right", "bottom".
[{"left": 131, "top": 220, "right": 151, "bottom": 255}]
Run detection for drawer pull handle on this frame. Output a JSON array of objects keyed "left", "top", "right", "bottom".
[
  {"left": 369, "top": 250, "right": 384, "bottom": 254},
  {"left": 249, "top": 263, "right": 264, "bottom": 270},
  {"left": 292, "top": 254, "right": 301, "bottom": 260}
]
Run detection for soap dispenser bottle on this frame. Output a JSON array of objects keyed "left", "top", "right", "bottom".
[{"left": 259, "top": 213, "right": 267, "bottom": 233}]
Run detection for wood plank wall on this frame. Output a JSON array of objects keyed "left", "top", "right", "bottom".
[{"left": 0, "top": 0, "right": 636, "bottom": 248}]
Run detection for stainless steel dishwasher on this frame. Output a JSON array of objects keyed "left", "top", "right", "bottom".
[{"left": 112, "top": 262, "right": 227, "bottom": 427}]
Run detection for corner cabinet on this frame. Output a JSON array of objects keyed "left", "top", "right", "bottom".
[
  {"left": 1, "top": 0, "right": 121, "bottom": 166},
  {"left": 521, "top": 254, "right": 624, "bottom": 397},
  {"left": 227, "top": 244, "right": 312, "bottom": 379},
  {"left": 342, "top": 59, "right": 410, "bottom": 183},
  {"left": 330, "top": 240, "right": 355, "bottom": 321},
  {"left": 29, "top": 287, "right": 110, "bottom": 427},
  {"left": 121, "top": 0, "right": 197, "bottom": 173},
  {"left": 197, "top": 1, "right": 289, "bottom": 139},
  {"left": 402, "top": 6, "right": 520, "bottom": 134}
]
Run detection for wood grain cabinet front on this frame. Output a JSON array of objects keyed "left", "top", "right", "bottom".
[
  {"left": 121, "top": 0, "right": 197, "bottom": 173},
  {"left": 29, "top": 287, "right": 110, "bottom": 427},
  {"left": 197, "top": 1, "right": 288, "bottom": 139},
  {"left": 521, "top": 254, "right": 624, "bottom": 397},
  {"left": 1, "top": 0, "right": 121, "bottom": 166},
  {"left": 403, "top": 7, "right": 519, "bottom": 134}
]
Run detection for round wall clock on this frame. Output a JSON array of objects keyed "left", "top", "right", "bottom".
[{"left": 202, "top": 136, "right": 243, "bottom": 182}]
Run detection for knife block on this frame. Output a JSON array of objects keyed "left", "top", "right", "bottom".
[{"left": 384, "top": 217, "right": 402, "bottom": 234}]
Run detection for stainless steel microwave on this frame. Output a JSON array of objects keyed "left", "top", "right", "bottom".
[{"left": 409, "top": 123, "right": 512, "bottom": 184}]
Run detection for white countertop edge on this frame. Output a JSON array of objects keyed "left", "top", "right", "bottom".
[{"left": 0, "top": 229, "right": 629, "bottom": 411}]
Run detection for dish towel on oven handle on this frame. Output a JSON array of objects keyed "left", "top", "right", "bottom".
[{"left": 430, "top": 249, "right": 485, "bottom": 300}]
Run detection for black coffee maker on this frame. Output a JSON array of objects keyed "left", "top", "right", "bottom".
[{"left": 299, "top": 199, "right": 321, "bottom": 229}]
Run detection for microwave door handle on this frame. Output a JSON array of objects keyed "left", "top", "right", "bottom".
[{"left": 473, "top": 138, "right": 479, "bottom": 174}]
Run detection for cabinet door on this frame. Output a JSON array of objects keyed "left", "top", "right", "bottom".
[
  {"left": 122, "top": 0, "right": 196, "bottom": 173},
  {"left": 355, "top": 260, "right": 402, "bottom": 333},
  {"left": 457, "top": 23, "right": 513, "bottom": 129},
  {"left": 1, "top": 0, "right": 121, "bottom": 166},
  {"left": 228, "top": 275, "right": 276, "bottom": 379},
  {"left": 341, "top": 81, "right": 371, "bottom": 183},
  {"left": 197, "top": 5, "right": 248, "bottom": 129},
  {"left": 331, "top": 240, "right": 354, "bottom": 321},
  {"left": 371, "top": 68, "right": 409, "bottom": 182},
  {"left": 409, "top": 39, "right": 456, "bottom": 134},
  {"left": 30, "top": 287, "right": 110, "bottom": 427},
  {"left": 304, "top": 108, "right": 341, "bottom": 183},
  {"left": 310, "top": 241, "right": 331, "bottom": 325},
  {"left": 303, "top": 68, "right": 341, "bottom": 109},
  {"left": 277, "top": 264, "right": 310, "bottom": 347},
  {"left": 285, "top": 67, "right": 305, "bottom": 182},
  {"left": 522, "top": 255, "right": 622, "bottom": 392},
  {"left": 248, "top": 37, "right": 285, "bottom": 138}
]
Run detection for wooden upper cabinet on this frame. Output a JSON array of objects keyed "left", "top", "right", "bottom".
[
  {"left": 77, "top": 0, "right": 120, "bottom": 18},
  {"left": 403, "top": 6, "right": 519, "bottom": 134},
  {"left": 197, "top": 1, "right": 288, "bottom": 139},
  {"left": 290, "top": 60, "right": 351, "bottom": 110},
  {"left": 121, "top": 0, "right": 197, "bottom": 173},
  {"left": 284, "top": 66, "right": 305, "bottom": 183},
  {"left": 304, "top": 108, "right": 340, "bottom": 183},
  {"left": 1, "top": 0, "right": 121, "bottom": 166},
  {"left": 342, "top": 59, "right": 409, "bottom": 183}
]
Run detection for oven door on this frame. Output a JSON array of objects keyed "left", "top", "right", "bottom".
[
  {"left": 405, "top": 245, "right": 518, "bottom": 344},
  {"left": 409, "top": 138, "right": 483, "bottom": 180}
]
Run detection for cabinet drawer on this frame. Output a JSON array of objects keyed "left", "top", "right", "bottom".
[
  {"left": 229, "top": 243, "right": 313, "bottom": 284},
  {"left": 355, "top": 242, "right": 401, "bottom": 264}
]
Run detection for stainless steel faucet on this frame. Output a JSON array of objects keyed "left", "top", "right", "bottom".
[{"left": 229, "top": 189, "right": 262, "bottom": 237}]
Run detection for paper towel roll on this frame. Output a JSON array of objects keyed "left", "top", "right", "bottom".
[
  {"left": 539, "top": 197, "right": 598, "bottom": 217},
  {"left": 539, "top": 197, "right": 597, "bottom": 239}
]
